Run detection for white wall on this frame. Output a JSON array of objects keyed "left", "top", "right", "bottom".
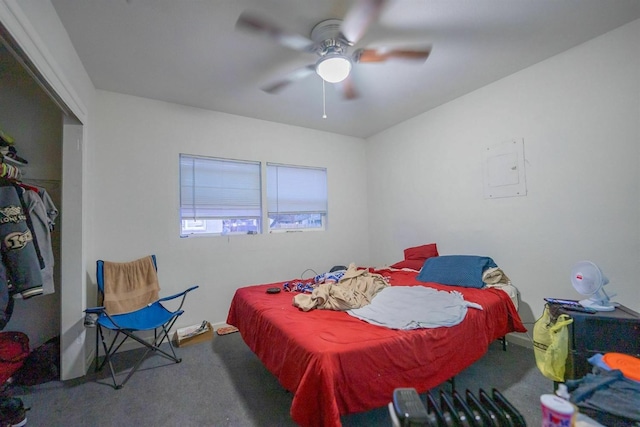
[
  {"left": 366, "top": 19, "right": 640, "bottom": 331},
  {"left": 91, "top": 91, "right": 370, "bottom": 328}
]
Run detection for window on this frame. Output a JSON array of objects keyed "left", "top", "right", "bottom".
[
  {"left": 267, "top": 163, "right": 327, "bottom": 232},
  {"left": 179, "top": 154, "right": 261, "bottom": 236}
]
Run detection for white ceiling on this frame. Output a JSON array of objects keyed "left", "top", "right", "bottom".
[{"left": 50, "top": 0, "right": 640, "bottom": 138}]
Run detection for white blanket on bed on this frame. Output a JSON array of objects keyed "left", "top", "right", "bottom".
[{"left": 347, "top": 286, "right": 482, "bottom": 330}]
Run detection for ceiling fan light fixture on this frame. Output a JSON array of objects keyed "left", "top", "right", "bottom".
[{"left": 316, "top": 54, "right": 352, "bottom": 83}]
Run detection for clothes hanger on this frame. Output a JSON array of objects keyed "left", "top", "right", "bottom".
[
  {"left": 0, "top": 158, "right": 21, "bottom": 180},
  {"left": 16, "top": 181, "right": 40, "bottom": 192}
]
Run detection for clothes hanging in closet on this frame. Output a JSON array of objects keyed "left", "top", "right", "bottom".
[
  {"left": 35, "top": 186, "right": 58, "bottom": 233},
  {"left": 21, "top": 188, "right": 55, "bottom": 295},
  {"left": 0, "top": 181, "right": 44, "bottom": 329}
]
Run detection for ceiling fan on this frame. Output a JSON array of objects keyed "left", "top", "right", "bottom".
[{"left": 236, "top": 0, "right": 432, "bottom": 99}]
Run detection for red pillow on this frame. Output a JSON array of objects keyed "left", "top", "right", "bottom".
[
  {"left": 404, "top": 243, "right": 439, "bottom": 261},
  {"left": 389, "top": 259, "right": 425, "bottom": 270}
]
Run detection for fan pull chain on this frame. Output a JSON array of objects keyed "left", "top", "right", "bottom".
[{"left": 322, "top": 79, "right": 327, "bottom": 119}]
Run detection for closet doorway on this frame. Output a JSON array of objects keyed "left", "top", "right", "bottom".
[
  {"left": 1, "top": 18, "right": 87, "bottom": 381},
  {"left": 0, "top": 41, "right": 62, "bottom": 348}
]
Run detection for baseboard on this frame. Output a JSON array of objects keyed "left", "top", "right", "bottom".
[{"left": 505, "top": 332, "right": 532, "bottom": 349}]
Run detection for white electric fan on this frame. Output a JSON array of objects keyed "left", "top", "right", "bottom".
[{"left": 570, "top": 261, "right": 617, "bottom": 311}]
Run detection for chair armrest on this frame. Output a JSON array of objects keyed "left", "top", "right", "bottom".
[
  {"left": 157, "top": 285, "right": 199, "bottom": 312},
  {"left": 84, "top": 306, "right": 126, "bottom": 330},
  {"left": 157, "top": 285, "right": 199, "bottom": 303},
  {"left": 85, "top": 306, "right": 105, "bottom": 314}
]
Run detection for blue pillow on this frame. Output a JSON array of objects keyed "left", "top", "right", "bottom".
[{"left": 416, "top": 255, "right": 497, "bottom": 288}]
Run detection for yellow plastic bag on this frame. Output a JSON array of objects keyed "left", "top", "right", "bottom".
[{"left": 533, "top": 305, "right": 573, "bottom": 381}]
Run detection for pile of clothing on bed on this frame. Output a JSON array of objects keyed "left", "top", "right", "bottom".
[
  {"left": 289, "top": 261, "right": 489, "bottom": 330},
  {"left": 283, "top": 268, "right": 347, "bottom": 294},
  {"left": 291, "top": 263, "right": 387, "bottom": 312}
]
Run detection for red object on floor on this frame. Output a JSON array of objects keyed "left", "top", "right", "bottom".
[{"left": 0, "top": 331, "right": 30, "bottom": 385}]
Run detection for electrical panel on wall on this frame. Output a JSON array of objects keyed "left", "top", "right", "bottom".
[{"left": 483, "top": 139, "right": 527, "bottom": 199}]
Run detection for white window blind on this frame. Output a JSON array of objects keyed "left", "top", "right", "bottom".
[
  {"left": 267, "top": 163, "right": 327, "bottom": 215},
  {"left": 180, "top": 154, "right": 261, "bottom": 220}
]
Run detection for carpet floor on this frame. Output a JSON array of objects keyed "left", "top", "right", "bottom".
[{"left": 9, "top": 333, "right": 551, "bottom": 426}]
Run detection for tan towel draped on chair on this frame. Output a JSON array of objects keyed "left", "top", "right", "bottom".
[{"left": 103, "top": 256, "right": 160, "bottom": 315}]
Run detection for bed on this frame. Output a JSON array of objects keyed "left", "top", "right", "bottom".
[{"left": 226, "top": 266, "right": 526, "bottom": 427}]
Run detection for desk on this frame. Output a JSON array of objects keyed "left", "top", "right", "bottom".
[{"left": 548, "top": 303, "right": 640, "bottom": 380}]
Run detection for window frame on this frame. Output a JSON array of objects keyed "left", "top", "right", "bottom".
[
  {"left": 179, "top": 153, "right": 262, "bottom": 237},
  {"left": 266, "top": 162, "right": 328, "bottom": 233}
]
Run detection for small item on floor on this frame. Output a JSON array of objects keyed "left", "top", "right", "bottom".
[
  {"left": 0, "top": 396, "right": 27, "bottom": 427},
  {"left": 216, "top": 326, "right": 239, "bottom": 336},
  {"left": 174, "top": 321, "right": 214, "bottom": 347},
  {"left": 266, "top": 287, "right": 280, "bottom": 294}
]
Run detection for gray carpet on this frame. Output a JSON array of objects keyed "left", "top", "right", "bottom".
[{"left": 9, "top": 333, "right": 551, "bottom": 426}]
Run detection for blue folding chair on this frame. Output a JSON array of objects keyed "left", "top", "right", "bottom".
[{"left": 85, "top": 255, "right": 198, "bottom": 389}]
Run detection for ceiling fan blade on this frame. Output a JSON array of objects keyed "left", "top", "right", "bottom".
[
  {"left": 340, "top": 0, "right": 387, "bottom": 45},
  {"left": 353, "top": 46, "right": 432, "bottom": 63},
  {"left": 338, "top": 75, "right": 359, "bottom": 100},
  {"left": 261, "top": 65, "right": 316, "bottom": 94},
  {"left": 236, "top": 11, "right": 315, "bottom": 53}
]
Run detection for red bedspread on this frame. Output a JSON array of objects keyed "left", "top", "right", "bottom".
[{"left": 226, "top": 268, "right": 526, "bottom": 427}]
